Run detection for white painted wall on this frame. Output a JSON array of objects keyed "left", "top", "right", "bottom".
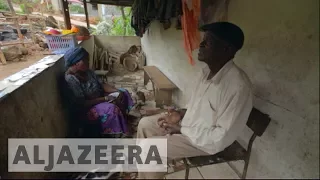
[
  {"left": 141, "top": 0, "right": 319, "bottom": 178},
  {"left": 141, "top": 22, "right": 203, "bottom": 107},
  {"left": 51, "top": 0, "right": 62, "bottom": 12}
]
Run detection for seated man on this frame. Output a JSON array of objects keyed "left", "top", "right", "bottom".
[{"left": 137, "top": 22, "right": 253, "bottom": 179}]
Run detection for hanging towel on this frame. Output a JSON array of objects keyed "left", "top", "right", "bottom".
[{"left": 181, "top": 0, "right": 201, "bottom": 65}]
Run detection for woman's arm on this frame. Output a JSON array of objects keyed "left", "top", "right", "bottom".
[
  {"left": 103, "top": 83, "right": 118, "bottom": 93},
  {"left": 66, "top": 73, "right": 111, "bottom": 108},
  {"left": 89, "top": 70, "right": 118, "bottom": 94}
]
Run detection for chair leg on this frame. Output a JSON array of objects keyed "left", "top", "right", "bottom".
[
  {"left": 183, "top": 158, "right": 189, "bottom": 179},
  {"left": 242, "top": 159, "right": 249, "bottom": 179},
  {"left": 241, "top": 134, "right": 256, "bottom": 179}
]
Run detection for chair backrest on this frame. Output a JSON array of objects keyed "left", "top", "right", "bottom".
[{"left": 246, "top": 108, "right": 271, "bottom": 137}]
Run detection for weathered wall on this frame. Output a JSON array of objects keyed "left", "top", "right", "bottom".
[
  {"left": 81, "top": 36, "right": 141, "bottom": 69},
  {"left": 141, "top": 0, "right": 319, "bottom": 178},
  {"left": 0, "top": 59, "right": 69, "bottom": 179},
  {"left": 141, "top": 23, "right": 201, "bottom": 107},
  {"left": 94, "top": 35, "right": 141, "bottom": 52}
]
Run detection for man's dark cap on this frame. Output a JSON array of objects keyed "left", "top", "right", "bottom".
[{"left": 200, "top": 22, "right": 245, "bottom": 50}]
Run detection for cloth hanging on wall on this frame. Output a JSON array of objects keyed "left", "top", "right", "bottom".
[
  {"left": 181, "top": 0, "right": 201, "bottom": 65},
  {"left": 131, "top": 0, "right": 183, "bottom": 37},
  {"left": 181, "top": 0, "right": 230, "bottom": 65},
  {"left": 199, "top": 0, "right": 230, "bottom": 26}
]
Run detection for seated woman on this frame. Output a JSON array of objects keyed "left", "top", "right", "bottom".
[{"left": 64, "top": 47, "right": 134, "bottom": 137}]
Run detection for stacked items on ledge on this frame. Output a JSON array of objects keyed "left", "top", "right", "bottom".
[
  {"left": 43, "top": 25, "right": 91, "bottom": 54},
  {"left": 43, "top": 25, "right": 90, "bottom": 41}
]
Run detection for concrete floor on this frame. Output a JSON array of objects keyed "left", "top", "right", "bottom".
[{"left": 165, "top": 163, "right": 240, "bottom": 179}]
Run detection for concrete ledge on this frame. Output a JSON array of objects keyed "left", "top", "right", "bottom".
[
  {"left": 0, "top": 57, "right": 69, "bottom": 178},
  {"left": 0, "top": 55, "right": 63, "bottom": 100}
]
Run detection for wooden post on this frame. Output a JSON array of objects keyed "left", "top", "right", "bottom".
[
  {"left": 83, "top": 0, "right": 90, "bottom": 29},
  {"left": 120, "top": 7, "right": 127, "bottom": 35},
  {"left": 0, "top": 49, "right": 7, "bottom": 65},
  {"left": 28, "top": 16, "right": 36, "bottom": 44},
  {"left": 6, "top": 0, "right": 23, "bottom": 43},
  {"left": 61, "top": 0, "right": 71, "bottom": 29},
  {"left": 40, "top": 0, "right": 46, "bottom": 30},
  {"left": 25, "top": 9, "right": 36, "bottom": 44}
]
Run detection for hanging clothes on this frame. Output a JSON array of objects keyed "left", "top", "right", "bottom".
[
  {"left": 131, "top": 0, "right": 151, "bottom": 37},
  {"left": 181, "top": 0, "right": 201, "bottom": 65},
  {"left": 131, "top": 0, "right": 183, "bottom": 37},
  {"left": 199, "top": 0, "right": 230, "bottom": 26}
]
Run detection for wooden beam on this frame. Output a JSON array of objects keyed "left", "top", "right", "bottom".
[
  {"left": 27, "top": 15, "right": 36, "bottom": 44},
  {"left": 83, "top": 0, "right": 90, "bottom": 29},
  {"left": 6, "top": 0, "right": 23, "bottom": 42},
  {"left": 0, "top": 40, "right": 33, "bottom": 46},
  {"left": 88, "top": 0, "right": 133, "bottom": 6},
  {"left": 61, "top": 0, "right": 71, "bottom": 29}
]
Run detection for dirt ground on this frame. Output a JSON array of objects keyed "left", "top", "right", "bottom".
[
  {"left": 70, "top": 16, "right": 100, "bottom": 25},
  {"left": 0, "top": 54, "right": 47, "bottom": 80}
]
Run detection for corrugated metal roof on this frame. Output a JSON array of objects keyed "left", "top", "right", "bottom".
[{"left": 87, "top": 0, "right": 134, "bottom": 6}]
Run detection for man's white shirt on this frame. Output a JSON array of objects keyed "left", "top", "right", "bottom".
[{"left": 181, "top": 60, "right": 253, "bottom": 154}]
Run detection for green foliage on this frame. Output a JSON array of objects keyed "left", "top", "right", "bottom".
[
  {"left": 110, "top": 7, "right": 135, "bottom": 36},
  {"left": 0, "top": 0, "right": 9, "bottom": 11},
  {"left": 69, "top": 4, "right": 85, "bottom": 14},
  {"left": 19, "top": 4, "right": 26, "bottom": 13},
  {"left": 94, "top": 21, "right": 112, "bottom": 35},
  {"left": 110, "top": 16, "right": 135, "bottom": 36},
  {"left": 93, "top": 7, "right": 135, "bottom": 36},
  {"left": 12, "top": 0, "right": 23, "bottom": 4},
  {"left": 16, "top": 0, "right": 40, "bottom": 14},
  {"left": 47, "top": 4, "right": 53, "bottom": 11}
]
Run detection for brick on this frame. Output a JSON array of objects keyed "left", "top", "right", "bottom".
[
  {"left": 120, "top": 77, "right": 134, "bottom": 82},
  {"left": 114, "top": 76, "right": 123, "bottom": 81},
  {"left": 125, "top": 82, "right": 137, "bottom": 85}
]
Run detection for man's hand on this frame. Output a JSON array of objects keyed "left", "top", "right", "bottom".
[
  {"left": 167, "top": 108, "right": 187, "bottom": 119},
  {"left": 157, "top": 117, "right": 166, "bottom": 128},
  {"left": 162, "top": 122, "right": 181, "bottom": 135}
]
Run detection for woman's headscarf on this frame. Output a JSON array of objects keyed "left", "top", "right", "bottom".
[{"left": 64, "top": 47, "right": 89, "bottom": 68}]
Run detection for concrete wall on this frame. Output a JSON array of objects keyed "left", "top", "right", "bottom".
[
  {"left": 81, "top": 36, "right": 141, "bottom": 69},
  {"left": 0, "top": 59, "right": 69, "bottom": 179},
  {"left": 94, "top": 35, "right": 141, "bottom": 52},
  {"left": 141, "top": 0, "right": 319, "bottom": 178},
  {"left": 141, "top": 23, "right": 202, "bottom": 107},
  {"left": 51, "top": 0, "right": 62, "bottom": 12}
]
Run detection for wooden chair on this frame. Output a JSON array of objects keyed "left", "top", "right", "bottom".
[{"left": 181, "top": 108, "right": 271, "bottom": 179}]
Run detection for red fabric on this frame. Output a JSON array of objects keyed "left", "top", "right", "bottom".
[{"left": 182, "top": 0, "right": 201, "bottom": 65}]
